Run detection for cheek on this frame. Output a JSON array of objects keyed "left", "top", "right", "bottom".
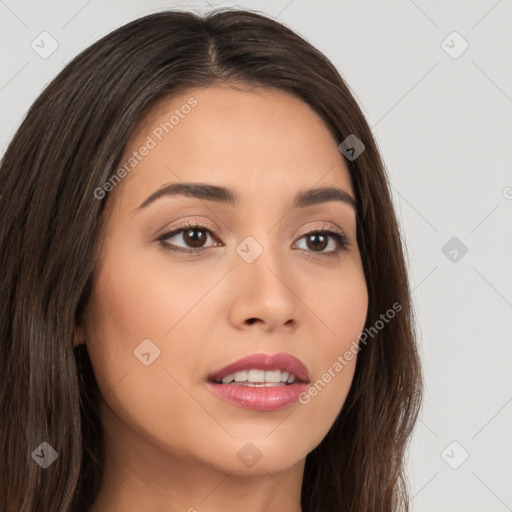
[
  {"left": 83, "top": 242, "right": 223, "bottom": 402},
  {"left": 83, "top": 253, "right": 219, "bottom": 452},
  {"left": 88, "top": 243, "right": 219, "bottom": 343},
  {"left": 305, "top": 254, "right": 368, "bottom": 345},
  {"left": 297, "top": 261, "right": 367, "bottom": 424}
]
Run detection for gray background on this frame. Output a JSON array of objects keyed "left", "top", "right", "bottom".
[{"left": 1, "top": 1, "right": 511, "bottom": 510}]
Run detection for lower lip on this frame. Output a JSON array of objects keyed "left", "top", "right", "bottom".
[{"left": 207, "top": 381, "right": 309, "bottom": 411}]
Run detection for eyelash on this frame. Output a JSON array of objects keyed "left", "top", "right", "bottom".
[{"left": 156, "top": 220, "right": 350, "bottom": 259}]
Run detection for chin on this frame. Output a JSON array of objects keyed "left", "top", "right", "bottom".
[{"left": 186, "top": 433, "right": 314, "bottom": 476}]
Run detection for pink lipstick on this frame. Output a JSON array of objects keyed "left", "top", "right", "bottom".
[{"left": 207, "top": 352, "right": 310, "bottom": 411}]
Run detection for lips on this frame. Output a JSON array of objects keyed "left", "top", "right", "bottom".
[
  {"left": 206, "top": 353, "right": 311, "bottom": 411},
  {"left": 207, "top": 352, "right": 310, "bottom": 384}
]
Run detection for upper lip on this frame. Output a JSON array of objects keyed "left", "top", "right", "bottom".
[{"left": 208, "top": 352, "right": 310, "bottom": 383}]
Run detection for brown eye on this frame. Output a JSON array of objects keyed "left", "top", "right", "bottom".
[
  {"left": 294, "top": 228, "right": 349, "bottom": 258},
  {"left": 304, "top": 233, "right": 329, "bottom": 252},
  {"left": 157, "top": 222, "right": 219, "bottom": 253},
  {"left": 182, "top": 228, "right": 208, "bottom": 248}
]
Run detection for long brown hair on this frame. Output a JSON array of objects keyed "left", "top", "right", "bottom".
[{"left": 0, "top": 9, "right": 422, "bottom": 511}]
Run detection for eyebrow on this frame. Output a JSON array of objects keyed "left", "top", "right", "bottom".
[{"left": 135, "top": 182, "right": 358, "bottom": 212}]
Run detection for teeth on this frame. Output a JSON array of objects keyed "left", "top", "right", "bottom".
[
  {"left": 247, "top": 369, "right": 265, "bottom": 382},
  {"left": 221, "top": 373, "right": 235, "bottom": 384},
  {"left": 264, "top": 370, "right": 282, "bottom": 383},
  {"left": 234, "top": 370, "right": 248, "bottom": 382},
  {"left": 218, "top": 369, "right": 296, "bottom": 385}
]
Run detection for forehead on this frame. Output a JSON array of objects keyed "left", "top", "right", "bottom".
[{"left": 107, "top": 85, "right": 354, "bottom": 213}]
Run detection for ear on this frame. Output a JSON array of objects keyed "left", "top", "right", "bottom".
[{"left": 73, "top": 325, "right": 86, "bottom": 347}]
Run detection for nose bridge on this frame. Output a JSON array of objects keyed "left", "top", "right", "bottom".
[
  {"left": 235, "top": 232, "right": 287, "bottom": 289},
  {"left": 227, "top": 230, "right": 299, "bottom": 330}
]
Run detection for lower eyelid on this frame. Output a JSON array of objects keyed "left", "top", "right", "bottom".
[
  {"left": 158, "top": 227, "right": 219, "bottom": 250},
  {"left": 158, "top": 225, "right": 349, "bottom": 254},
  {"left": 295, "top": 232, "right": 349, "bottom": 254}
]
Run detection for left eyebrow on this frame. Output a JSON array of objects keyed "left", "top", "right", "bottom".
[
  {"left": 134, "top": 182, "right": 358, "bottom": 212},
  {"left": 292, "top": 186, "right": 358, "bottom": 211}
]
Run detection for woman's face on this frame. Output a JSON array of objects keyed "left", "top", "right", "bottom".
[{"left": 77, "top": 85, "right": 368, "bottom": 476}]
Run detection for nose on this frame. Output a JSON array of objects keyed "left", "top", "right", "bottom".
[{"left": 226, "top": 244, "right": 299, "bottom": 333}]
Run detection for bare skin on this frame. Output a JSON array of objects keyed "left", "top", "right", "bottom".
[{"left": 77, "top": 85, "right": 368, "bottom": 512}]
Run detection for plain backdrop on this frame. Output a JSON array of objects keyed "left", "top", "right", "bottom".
[{"left": 1, "top": 1, "right": 511, "bottom": 510}]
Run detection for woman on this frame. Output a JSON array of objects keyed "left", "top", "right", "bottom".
[{"left": 0, "top": 8, "right": 422, "bottom": 512}]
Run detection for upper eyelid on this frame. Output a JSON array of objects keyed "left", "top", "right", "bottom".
[
  {"left": 300, "top": 223, "right": 346, "bottom": 237},
  {"left": 157, "top": 221, "right": 349, "bottom": 249},
  {"left": 158, "top": 220, "right": 347, "bottom": 238},
  {"left": 156, "top": 218, "right": 218, "bottom": 238}
]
